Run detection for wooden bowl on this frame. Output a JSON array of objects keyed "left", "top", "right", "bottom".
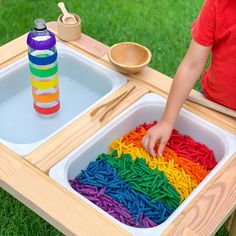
[{"left": 108, "top": 42, "right": 151, "bottom": 74}]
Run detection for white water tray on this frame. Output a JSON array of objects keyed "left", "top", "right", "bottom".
[{"left": 0, "top": 42, "right": 127, "bottom": 156}]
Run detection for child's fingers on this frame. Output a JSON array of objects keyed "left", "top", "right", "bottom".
[
  {"left": 142, "top": 135, "right": 149, "bottom": 151},
  {"left": 148, "top": 135, "right": 156, "bottom": 157},
  {"left": 158, "top": 139, "right": 167, "bottom": 156}
]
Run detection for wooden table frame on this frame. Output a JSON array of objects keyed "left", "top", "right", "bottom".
[{"left": 0, "top": 21, "right": 236, "bottom": 236}]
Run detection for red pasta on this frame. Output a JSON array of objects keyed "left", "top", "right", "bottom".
[{"left": 133, "top": 121, "right": 217, "bottom": 170}]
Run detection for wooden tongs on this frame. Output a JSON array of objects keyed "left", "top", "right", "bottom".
[{"left": 91, "top": 85, "right": 136, "bottom": 122}]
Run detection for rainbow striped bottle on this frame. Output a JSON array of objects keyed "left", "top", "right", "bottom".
[{"left": 27, "top": 18, "right": 60, "bottom": 117}]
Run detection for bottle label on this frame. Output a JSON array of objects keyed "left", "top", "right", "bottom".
[
  {"left": 34, "top": 102, "right": 60, "bottom": 115},
  {"left": 29, "top": 63, "right": 58, "bottom": 77},
  {"left": 28, "top": 51, "right": 57, "bottom": 65},
  {"left": 30, "top": 75, "right": 58, "bottom": 90},
  {"left": 32, "top": 90, "right": 59, "bottom": 103}
]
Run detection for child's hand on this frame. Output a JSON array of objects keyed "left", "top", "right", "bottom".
[{"left": 142, "top": 121, "right": 172, "bottom": 157}]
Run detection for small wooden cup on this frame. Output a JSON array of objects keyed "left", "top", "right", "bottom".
[
  {"left": 108, "top": 42, "right": 152, "bottom": 74},
  {"left": 57, "top": 14, "right": 81, "bottom": 41}
]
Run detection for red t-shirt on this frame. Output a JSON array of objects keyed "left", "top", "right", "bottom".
[{"left": 192, "top": 0, "right": 236, "bottom": 110}]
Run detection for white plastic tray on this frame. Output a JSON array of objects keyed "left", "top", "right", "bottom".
[
  {"left": 49, "top": 93, "right": 236, "bottom": 236},
  {"left": 0, "top": 42, "right": 127, "bottom": 156}
]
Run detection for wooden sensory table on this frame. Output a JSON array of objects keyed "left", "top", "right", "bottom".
[{"left": 0, "top": 21, "right": 236, "bottom": 236}]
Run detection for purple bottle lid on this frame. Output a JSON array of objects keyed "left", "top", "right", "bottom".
[{"left": 27, "top": 18, "right": 56, "bottom": 50}]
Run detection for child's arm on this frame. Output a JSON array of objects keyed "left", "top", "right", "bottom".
[{"left": 142, "top": 39, "right": 212, "bottom": 157}]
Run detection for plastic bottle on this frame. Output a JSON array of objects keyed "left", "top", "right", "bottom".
[{"left": 27, "top": 18, "right": 60, "bottom": 117}]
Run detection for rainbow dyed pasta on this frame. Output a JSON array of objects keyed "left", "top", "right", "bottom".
[{"left": 70, "top": 121, "right": 217, "bottom": 228}]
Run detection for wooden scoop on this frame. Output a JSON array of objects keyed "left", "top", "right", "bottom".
[{"left": 58, "top": 2, "right": 77, "bottom": 24}]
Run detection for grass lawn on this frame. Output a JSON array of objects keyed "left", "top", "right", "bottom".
[{"left": 0, "top": 0, "right": 222, "bottom": 235}]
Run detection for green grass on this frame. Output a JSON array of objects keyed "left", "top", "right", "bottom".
[
  {"left": 0, "top": 0, "right": 221, "bottom": 235},
  {"left": 0, "top": 0, "right": 204, "bottom": 87}
]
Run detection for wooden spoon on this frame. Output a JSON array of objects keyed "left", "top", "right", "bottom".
[{"left": 58, "top": 2, "right": 77, "bottom": 24}]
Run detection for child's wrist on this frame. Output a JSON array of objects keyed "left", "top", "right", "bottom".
[{"left": 159, "top": 118, "right": 175, "bottom": 129}]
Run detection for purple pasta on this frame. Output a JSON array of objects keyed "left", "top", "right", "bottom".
[
  {"left": 70, "top": 158, "right": 173, "bottom": 227},
  {"left": 70, "top": 179, "right": 157, "bottom": 228}
]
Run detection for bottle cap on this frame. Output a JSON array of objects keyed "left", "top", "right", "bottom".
[{"left": 34, "top": 18, "right": 47, "bottom": 31}]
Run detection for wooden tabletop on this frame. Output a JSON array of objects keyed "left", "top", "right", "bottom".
[{"left": 0, "top": 21, "right": 235, "bottom": 236}]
